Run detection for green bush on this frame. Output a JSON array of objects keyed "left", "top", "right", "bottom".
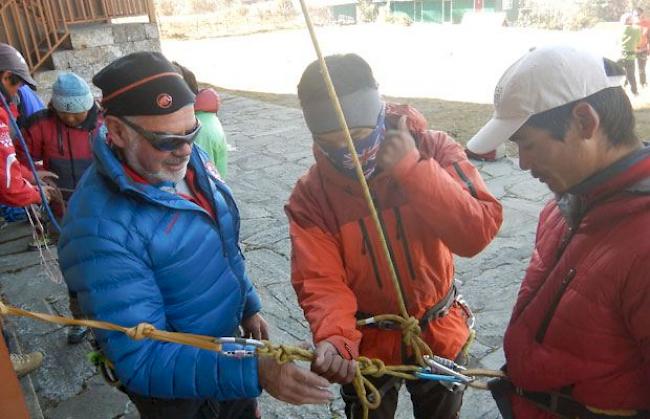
[
  {"left": 516, "top": 0, "right": 632, "bottom": 30},
  {"left": 358, "top": 0, "right": 378, "bottom": 23},
  {"left": 382, "top": 10, "right": 413, "bottom": 26}
]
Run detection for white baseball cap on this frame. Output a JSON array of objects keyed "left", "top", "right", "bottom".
[{"left": 466, "top": 45, "right": 624, "bottom": 155}]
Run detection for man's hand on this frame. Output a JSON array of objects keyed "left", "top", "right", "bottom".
[
  {"left": 376, "top": 115, "right": 416, "bottom": 172},
  {"left": 36, "top": 170, "right": 59, "bottom": 183},
  {"left": 40, "top": 184, "right": 56, "bottom": 202},
  {"left": 258, "top": 356, "right": 332, "bottom": 405},
  {"left": 31, "top": 170, "right": 58, "bottom": 203},
  {"left": 311, "top": 340, "right": 356, "bottom": 384},
  {"left": 241, "top": 313, "right": 269, "bottom": 340}
]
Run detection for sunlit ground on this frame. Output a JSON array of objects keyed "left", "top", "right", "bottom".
[{"left": 162, "top": 23, "right": 650, "bottom": 144}]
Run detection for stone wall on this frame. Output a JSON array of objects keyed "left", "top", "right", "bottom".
[{"left": 34, "top": 22, "right": 161, "bottom": 103}]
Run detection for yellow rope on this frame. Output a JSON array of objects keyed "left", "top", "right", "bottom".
[
  {"left": 0, "top": 301, "right": 503, "bottom": 395},
  {"left": 0, "top": 301, "right": 223, "bottom": 352}
]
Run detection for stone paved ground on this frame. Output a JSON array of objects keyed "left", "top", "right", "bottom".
[{"left": 0, "top": 93, "right": 550, "bottom": 418}]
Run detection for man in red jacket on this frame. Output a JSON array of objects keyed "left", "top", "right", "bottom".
[
  {"left": 0, "top": 43, "right": 53, "bottom": 207},
  {"left": 286, "top": 54, "right": 502, "bottom": 418},
  {"left": 19, "top": 72, "right": 101, "bottom": 204},
  {"left": 467, "top": 45, "right": 650, "bottom": 418},
  {"left": 0, "top": 42, "right": 51, "bottom": 382}
]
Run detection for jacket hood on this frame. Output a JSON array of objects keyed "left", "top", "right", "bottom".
[
  {"left": 195, "top": 88, "right": 221, "bottom": 114},
  {"left": 557, "top": 145, "right": 650, "bottom": 227}
]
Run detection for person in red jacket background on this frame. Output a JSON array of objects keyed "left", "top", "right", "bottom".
[
  {"left": 286, "top": 54, "right": 502, "bottom": 419},
  {"left": 0, "top": 41, "right": 52, "bottom": 383},
  {"left": 18, "top": 72, "right": 101, "bottom": 205},
  {"left": 467, "top": 46, "right": 650, "bottom": 418},
  {"left": 0, "top": 43, "right": 53, "bottom": 207}
]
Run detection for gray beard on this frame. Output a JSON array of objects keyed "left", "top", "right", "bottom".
[{"left": 124, "top": 138, "right": 188, "bottom": 184}]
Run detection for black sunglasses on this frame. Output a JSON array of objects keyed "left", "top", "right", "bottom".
[{"left": 118, "top": 116, "right": 202, "bottom": 152}]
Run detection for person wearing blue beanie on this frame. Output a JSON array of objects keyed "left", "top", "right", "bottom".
[{"left": 50, "top": 72, "right": 94, "bottom": 127}]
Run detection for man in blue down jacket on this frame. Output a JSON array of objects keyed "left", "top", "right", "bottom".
[{"left": 57, "top": 52, "right": 331, "bottom": 419}]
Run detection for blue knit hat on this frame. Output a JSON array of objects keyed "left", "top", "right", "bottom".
[{"left": 51, "top": 72, "right": 94, "bottom": 113}]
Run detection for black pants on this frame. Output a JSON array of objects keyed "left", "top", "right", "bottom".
[
  {"left": 623, "top": 59, "right": 638, "bottom": 94},
  {"left": 638, "top": 52, "right": 648, "bottom": 86},
  {"left": 123, "top": 389, "right": 259, "bottom": 419},
  {"left": 68, "top": 290, "right": 83, "bottom": 319},
  {"left": 341, "top": 375, "right": 463, "bottom": 419}
]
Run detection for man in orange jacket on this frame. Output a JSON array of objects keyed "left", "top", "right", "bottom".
[{"left": 285, "top": 54, "right": 503, "bottom": 418}]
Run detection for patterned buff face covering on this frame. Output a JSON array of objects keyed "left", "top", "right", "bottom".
[{"left": 319, "top": 108, "right": 386, "bottom": 179}]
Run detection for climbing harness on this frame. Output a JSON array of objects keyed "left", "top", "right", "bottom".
[
  {"left": 357, "top": 283, "right": 457, "bottom": 330},
  {"left": 487, "top": 377, "right": 649, "bottom": 419},
  {"left": 356, "top": 282, "right": 475, "bottom": 332}
]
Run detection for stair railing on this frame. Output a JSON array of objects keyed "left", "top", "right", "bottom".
[
  {"left": 1, "top": 0, "right": 156, "bottom": 72},
  {"left": 0, "top": 0, "right": 70, "bottom": 72}
]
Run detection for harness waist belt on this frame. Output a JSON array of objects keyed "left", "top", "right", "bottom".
[
  {"left": 488, "top": 377, "right": 648, "bottom": 419},
  {"left": 356, "top": 283, "right": 457, "bottom": 330}
]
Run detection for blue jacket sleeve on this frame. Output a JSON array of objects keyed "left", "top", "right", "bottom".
[
  {"left": 58, "top": 220, "right": 261, "bottom": 399},
  {"left": 242, "top": 273, "right": 262, "bottom": 320}
]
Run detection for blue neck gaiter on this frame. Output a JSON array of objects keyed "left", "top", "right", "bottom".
[{"left": 319, "top": 108, "right": 386, "bottom": 179}]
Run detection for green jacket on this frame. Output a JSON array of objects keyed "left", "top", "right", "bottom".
[
  {"left": 195, "top": 111, "right": 228, "bottom": 179},
  {"left": 622, "top": 25, "right": 642, "bottom": 61}
]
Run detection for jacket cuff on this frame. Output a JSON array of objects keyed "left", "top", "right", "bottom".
[
  {"left": 326, "top": 336, "right": 358, "bottom": 360},
  {"left": 390, "top": 149, "right": 420, "bottom": 183},
  {"left": 216, "top": 343, "right": 262, "bottom": 399},
  {"left": 243, "top": 289, "right": 262, "bottom": 319}
]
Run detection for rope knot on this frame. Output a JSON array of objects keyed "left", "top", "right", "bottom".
[
  {"left": 274, "top": 345, "right": 295, "bottom": 364},
  {"left": 358, "top": 356, "right": 387, "bottom": 378},
  {"left": 127, "top": 323, "right": 155, "bottom": 340},
  {"left": 258, "top": 342, "right": 312, "bottom": 365},
  {"left": 400, "top": 316, "right": 421, "bottom": 344}
]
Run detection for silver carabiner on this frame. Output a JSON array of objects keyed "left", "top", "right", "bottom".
[{"left": 423, "top": 355, "right": 472, "bottom": 383}]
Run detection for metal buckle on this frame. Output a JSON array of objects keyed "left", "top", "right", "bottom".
[
  {"left": 455, "top": 294, "right": 475, "bottom": 330},
  {"left": 423, "top": 355, "right": 471, "bottom": 383},
  {"left": 222, "top": 349, "right": 257, "bottom": 358},
  {"left": 375, "top": 320, "right": 400, "bottom": 330},
  {"left": 216, "top": 337, "right": 264, "bottom": 358}
]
